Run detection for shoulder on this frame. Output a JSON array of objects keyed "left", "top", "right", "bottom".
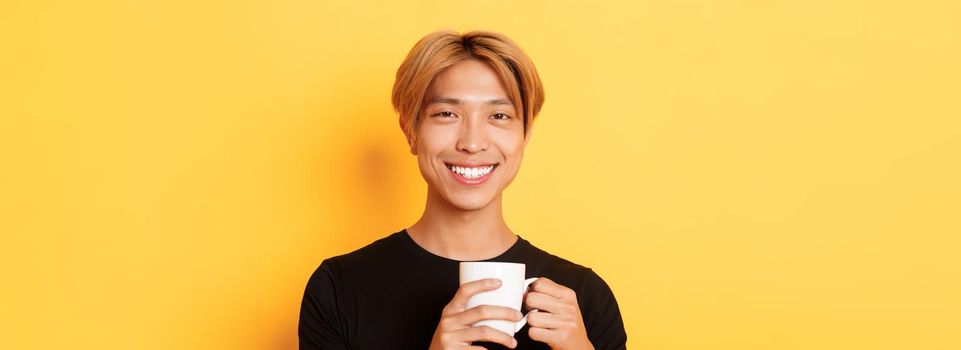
[
  {"left": 519, "top": 240, "right": 616, "bottom": 302},
  {"left": 300, "top": 233, "right": 410, "bottom": 350},
  {"left": 307, "top": 231, "right": 405, "bottom": 286},
  {"left": 519, "top": 241, "right": 627, "bottom": 348}
]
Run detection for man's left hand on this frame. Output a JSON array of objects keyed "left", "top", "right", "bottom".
[{"left": 523, "top": 277, "right": 595, "bottom": 350}]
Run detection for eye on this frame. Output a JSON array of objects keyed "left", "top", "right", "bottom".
[
  {"left": 433, "top": 111, "right": 457, "bottom": 118},
  {"left": 491, "top": 113, "right": 511, "bottom": 120}
]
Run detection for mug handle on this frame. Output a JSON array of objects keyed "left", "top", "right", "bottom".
[{"left": 515, "top": 277, "right": 540, "bottom": 332}]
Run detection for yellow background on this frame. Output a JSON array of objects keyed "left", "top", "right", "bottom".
[{"left": 2, "top": 0, "right": 959, "bottom": 349}]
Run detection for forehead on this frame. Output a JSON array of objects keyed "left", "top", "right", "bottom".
[{"left": 425, "top": 59, "right": 511, "bottom": 101}]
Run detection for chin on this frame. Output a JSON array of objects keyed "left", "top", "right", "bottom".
[{"left": 444, "top": 193, "right": 495, "bottom": 211}]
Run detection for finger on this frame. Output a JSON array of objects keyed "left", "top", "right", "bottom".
[
  {"left": 530, "top": 277, "right": 577, "bottom": 301},
  {"left": 524, "top": 291, "right": 574, "bottom": 316},
  {"left": 455, "top": 305, "right": 523, "bottom": 326},
  {"left": 527, "top": 326, "right": 554, "bottom": 343},
  {"left": 447, "top": 278, "right": 503, "bottom": 312},
  {"left": 457, "top": 326, "right": 518, "bottom": 349},
  {"left": 526, "top": 309, "right": 571, "bottom": 330}
]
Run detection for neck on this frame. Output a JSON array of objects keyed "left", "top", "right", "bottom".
[{"left": 406, "top": 187, "right": 517, "bottom": 261}]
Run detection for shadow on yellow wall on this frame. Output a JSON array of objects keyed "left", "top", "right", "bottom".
[{"left": 2, "top": 1, "right": 960, "bottom": 349}]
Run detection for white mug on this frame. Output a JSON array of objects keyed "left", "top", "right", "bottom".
[{"left": 459, "top": 261, "right": 539, "bottom": 336}]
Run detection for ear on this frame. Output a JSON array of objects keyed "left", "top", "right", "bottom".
[
  {"left": 406, "top": 133, "right": 417, "bottom": 155},
  {"left": 401, "top": 119, "right": 417, "bottom": 155},
  {"left": 522, "top": 126, "right": 534, "bottom": 149}
]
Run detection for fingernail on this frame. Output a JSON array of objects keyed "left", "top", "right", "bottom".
[
  {"left": 512, "top": 338, "right": 518, "bottom": 348},
  {"left": 490, "top": 279, "right": 501, "bottom": 286}
]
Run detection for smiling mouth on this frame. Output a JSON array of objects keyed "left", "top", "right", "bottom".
[{"left": 444, "top": 163, "right": 499, "bottom": 179}]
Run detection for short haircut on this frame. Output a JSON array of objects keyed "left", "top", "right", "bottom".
[{"left": 391, "top": 30, "right": 545, "bottom": 145}]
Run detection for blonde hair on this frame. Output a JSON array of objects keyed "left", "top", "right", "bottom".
[{"left": 391, "top": 30, "right": 545, "bottom": 145}]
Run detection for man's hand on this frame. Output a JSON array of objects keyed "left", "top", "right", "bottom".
[
  {"left": 429, "top": 278, "right": 523, "bottom": 350},
  {"left": 523, "top": 278, "right": 594, "bottom": 350}
]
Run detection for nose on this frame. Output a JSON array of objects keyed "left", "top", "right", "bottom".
[{"left": 456, "top": 114, "right": 489, "bottom": 154}]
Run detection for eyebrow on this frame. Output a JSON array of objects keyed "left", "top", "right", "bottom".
[{"left": 428, "top": 96, "right": 514, "bottom": 106}]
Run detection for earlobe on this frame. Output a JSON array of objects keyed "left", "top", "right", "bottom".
[
  {"left": 400, "top": 119, "right": 416, "bottom": 155},
  {"left": 407, "top": 135, "right": 417, "bottom": 155},
  {"left": 402, "top": 127, "right": 417, "bottom": 155}
]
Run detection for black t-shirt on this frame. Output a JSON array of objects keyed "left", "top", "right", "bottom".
[{"left": 299, "top": 229, "right": 627, "bottom": 349}]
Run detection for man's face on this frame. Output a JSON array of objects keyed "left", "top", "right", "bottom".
[{"left": 411, "top": 58, "right": 530, "bottom": 211}]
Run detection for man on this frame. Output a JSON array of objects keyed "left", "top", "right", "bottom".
[{"left": 299, "top": 30, "right": 627, "bottom": 350}]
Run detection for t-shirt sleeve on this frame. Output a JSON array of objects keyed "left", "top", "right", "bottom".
[
  {"left": 581, "top": 269, "right": 628, "bottom": 350},
  {"left": 299, "top": 259, "right": 349, "bottom": 350}
]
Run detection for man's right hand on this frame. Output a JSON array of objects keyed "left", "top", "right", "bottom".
[{"left": 428, "top": 278, "right": 523, "bottom": 350}]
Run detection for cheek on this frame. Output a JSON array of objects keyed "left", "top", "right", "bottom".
[
  {"left": 416, "top": 140, "right": 446, "bottom": 164},
  {"left": 414, "top": 129, "right": 453, "bottom": 172},
  {"left": 417, "top": 124, "right": 456, "bottom": 151},
  {"left": 492, "top": 132, "right": 526, "bottom": 160}
]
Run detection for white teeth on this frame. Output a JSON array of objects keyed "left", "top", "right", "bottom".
[{"left": 448, "top": 164, "right": 495, "bottom": 179}]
